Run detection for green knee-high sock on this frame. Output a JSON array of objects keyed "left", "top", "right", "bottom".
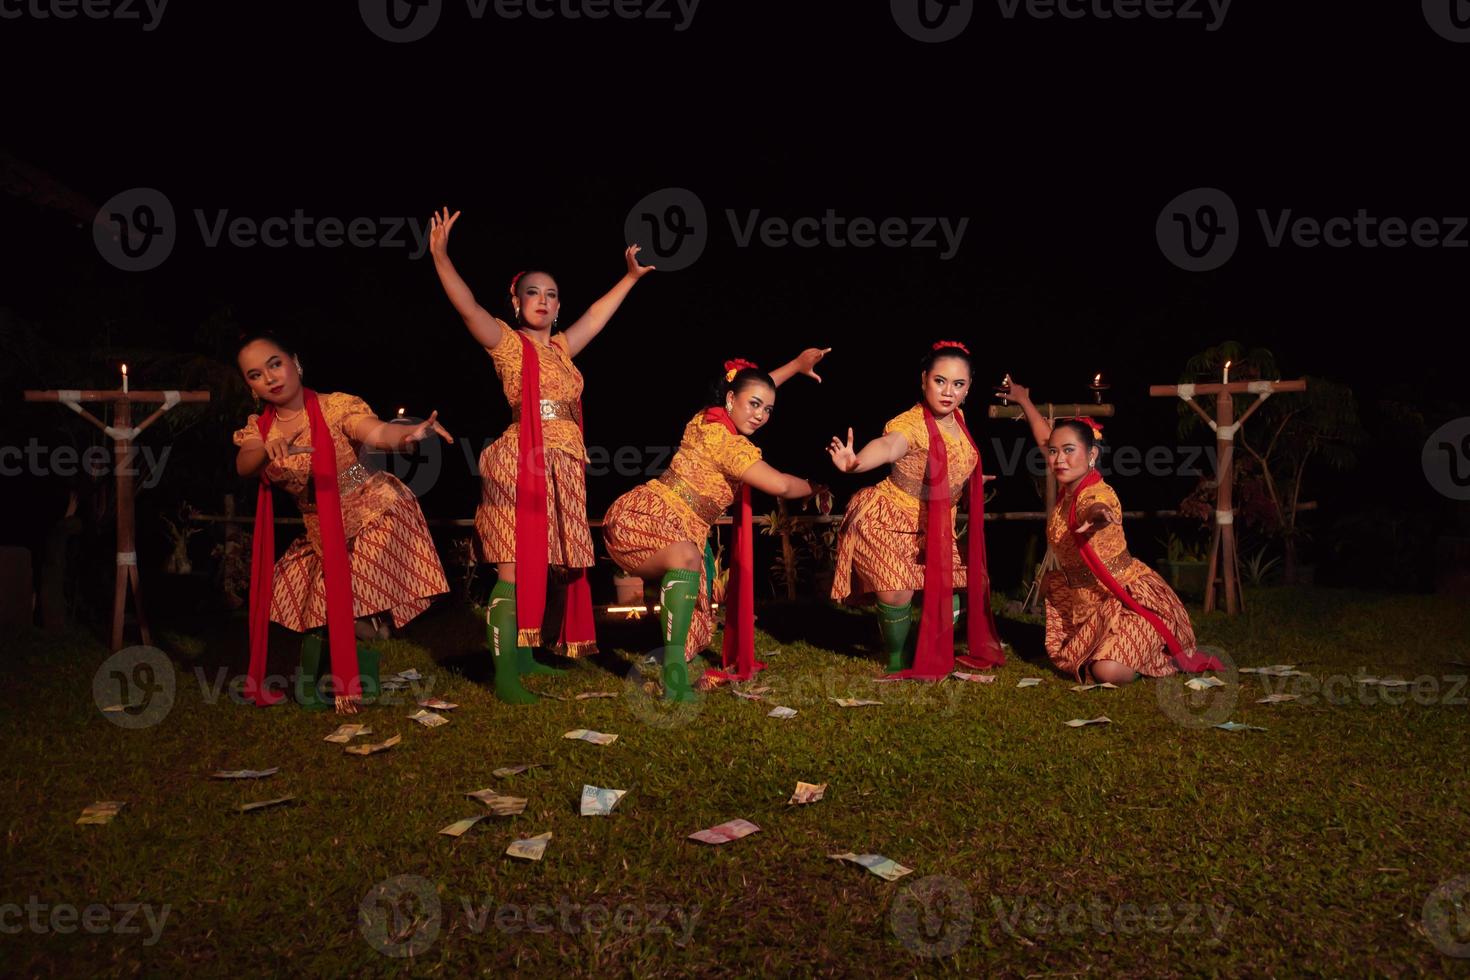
[
  {"left": 659, "top": 569, "right": 701, "bottom": 703},
  {"left": 296, "top": 630, "right": 329, "bottom": 711},
  {"left": 355, "top": 642, "right": 381, "bottom": 704},
  {"left": 488, "top": 581, "right": 538, "bottom": 705},
  {"left": 878, "top": 600, "right": 914, "bottom": 673}
]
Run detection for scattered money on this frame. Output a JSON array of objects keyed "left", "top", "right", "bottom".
[
  {"left": 409, "top": 709, "right": 449, "bottom": 728},
  {"left": 211, "top": 768, "right": 279, "bottom": 780},
  {"left": 393, "top": 669, "right": 423, "bottom": 682},
  {"left": 345, "top": 734, "right": 402, "bottom": 756},
  {"left": 1240, "top": 665, "right": 1304, "bottom": 677},
  {"left": 953, "top": 672, "right": 998, "bottom": 683},
  {"left": 1070, "top": 682, "right": 1118, "bottom": 692},
  {"left": 1255, "top": 693, "right": 1299, "bottom": 704},
  {"left": 464, "top": 790, "right": 529, "bottom": 816},
  {"left": 506, "top": 832, "right": 552, "bottom": 861},
  {"left": 580, "top": 785, "right": 627, "bottom": 816},
  {"left": 418, "top": 698, "right": 458, "bottom": 711},
  {"left": 381, "top": 680, "right": 408, "bottom": 691},
  {"left": 1065, "top": 716, "right": 1112, "bottom": 728},
  {"left": 689, "top": 819, "right": 761, "bottom": 845},
  {"left": 1358, "top": 677, "right": 1410, "bottom": 688},
  {"left": 101, "top": 702, "right": 145, "bottom": 713},
  {"left": 76, "top": 801, "right": 126, "bottom": 826},
  {"left": 830, "top": 698, "right": 882, "bottom": 708},
  {"left": 1214, "top": 721, "right": 1267, "bottom": 732},
  {"left": 767, "top": 706, "right": 798, "bottom": 719},
  {"left": 438, "top": 814, "right": 488, "bottom": 838},
  {"left": 731, "top": 690, "right": 764, "bottom": 701},
  {"left": 1185, "top": 676, "right": 1227, "bottom": 691},
  {"left": 829, "top": 852, "right": 913, "bottom": 882},
  {"left": 563, "top": 729, "right": 618, "bottom": 746},
  {"left": 788, "top": 782, "right": 827, "bottom": 805},
  {"left": 324, "top": 724, "right": 372, "bottom": 744},
  {"left": 574, "top": 692, "right": 618, "bottom": 701},
  {"left": 493, "top": 764, "right": 549, "bottom": 778},
  {"left": 1016, "top": 678, "right": 1042, "bottom": 688},
  {"left": 237, "top": 795, "right": 296, "bottom": 813}
]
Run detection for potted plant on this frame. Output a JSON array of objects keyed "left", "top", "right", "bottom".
[{"left": 611, "top": 568, "right": 645, "bottom": 605}]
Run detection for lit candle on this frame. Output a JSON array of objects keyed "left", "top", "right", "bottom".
[
  {"left": 121, "top": 363, "right": 128, "bottom": 394},
  {"left": 396, "top": 407, "right": 406, "bottom": 419},
  {"left": 1223, "top": 360, "right": 1231, "bottom": 385},
  {"left": 1088, "top": 372, "right": 1109, "bottom": 404}
]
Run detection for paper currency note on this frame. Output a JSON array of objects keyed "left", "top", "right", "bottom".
[
  {"left": 1016, "top": 678, "right": 1042, "bottom": 688},
  {"left": 324, "top": 724, "right": 372, "bottom": 744},
  {"left": 952, "top": 672, "right": 998, "bottom": 683},
  {"left": 563, "top": 729, "right": 618, "bottom": 745},
  {"left": 688, "top": 819, "right": 761, "bottom": 844},
  {"left": 506, "top": 832, "right": 552, "bottom": 861},
  {"left": 211, "top": 768, "right": 279, "bottom": 780},
  {"left": 1214, "top": 721, "right": 1267, "bottom": 732},
  {"left": 830, "top": 698, "right": 882, "bottom": 708},
  {"left": 394, "top": 669, "right": 423, "bottom": 682},
  {"left": 464, "top": 790, "right": 529, "bottom": 815},
  {"left": 493, "top": 764, "right": 549, "bottom": 778},
  {"left": 344, "top": 734, "right": 402, "bottom": 756},
  {"left": 409, "top": 710, "right": 449, "bottom": 728},
  {"left": 731, "top": 690, "right": 764, "bottom": 701},
  {"left": 829, "top": 852, "right": 913, "bottom": 882},
  {"left": 579, "top": 785, "right": 627, "bottom": 816},
  {"left": 1070, "top": 682, "right": 1118, "bottom": 692},
  {"left": 788, "top": 782, "right": 827, "bottom": 805},
  {"left": 574, "top": 692, "right": 618, "bottom": 701},
  {"left": 1064, "top": 716, "right": 1112, "bottom": 727},
  {"left": 417, "top": 698, "right": 458, "bottom": 711},
  {"left": 237, "top": 795, "right": 295, "bottom": 813},
  {"left": 1255, "top": 693, "right": 1299, "bottom": 704},
  {"left": 438, "top": 814, "right": 488, "bottom": 837},
  {"left": 76, "top": 801, "right": 126, "bottom": 825},
  {"left": 1185, "top": 676, "right": 1227, "bottom": 691},
  {"left": 767, "top": 706, "right": 798, "bottom": 719}
]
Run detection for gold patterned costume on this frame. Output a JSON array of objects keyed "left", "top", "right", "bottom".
[
  {"left": 476, "top": 329, "right": 596, "bottom": 568},
  {"left": 602, "top": 412, "right": 763, "bottom": 659},
  {"left": 232, "top": 392, "right": 449, "bottom": 631},
  {"left": 832, "top": 405, "right": 974, "bottom": 602},
  {"left": 1042, "top": 478, "right": 1196, "bottom": 679}
]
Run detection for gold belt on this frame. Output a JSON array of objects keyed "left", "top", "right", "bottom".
[
  {"left": 886, "top": 469, "right": 965, "bottom": 502},
  {"left": 1063, "top": 550, "right": 1135, "bottom": 588},
  {"left": 511, "top": 399, "right": 582, "bottom": 424},
  {"left": 656, "top": 469, "right": 727, "bottom": 526}
]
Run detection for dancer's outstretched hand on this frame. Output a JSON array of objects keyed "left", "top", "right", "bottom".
[
  {"left": 404, "top": 410, "right": 453, "bottom": 446},
  {"left": 1002, "top": 378, "right": 1030, "bottom": 403},
  {"left": 795, "top": 347, "right": 832, "bottom": 383},
  {"left": 266, "top": 427, "right": 308, "bottom": 464},
  {"left": 1073, "top": 501, "right": 1114, "bottom": 538},
  {"left": 625, "top": 243, "right": 656, "bottom": 279},
  {"left": 429, "top": 207, "right": 461, "bottom": 261},
  {"left": 828, "top": 428, "right": 859, "bottom": 473}
]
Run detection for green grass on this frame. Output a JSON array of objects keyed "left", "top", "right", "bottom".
[{"left": 3, "top": 587, "right": 1470, "bottom": 977}]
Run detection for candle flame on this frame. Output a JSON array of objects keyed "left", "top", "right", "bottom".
[
  {"left": 396, "top": 407, "right": 405, "bottom": 418},
  {"left": 1224, "top": 360, "right": 1232, "bottom": 370},
  {"left": 121, "top": 364, "right": 128, "bottom": 375},
  {"left": 1093, "top": 373, "right": 1101, "bottom": 384}
]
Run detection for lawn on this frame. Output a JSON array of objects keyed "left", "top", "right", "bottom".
[{"left": 3, "top": 586, "right": 1469, "bottom": 976}]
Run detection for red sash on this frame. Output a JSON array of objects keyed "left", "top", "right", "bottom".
[{"left": 700, "top": 407, "right": 764, "bottom": 683}]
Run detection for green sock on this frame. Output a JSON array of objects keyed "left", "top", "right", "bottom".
[
  {"left": 878, "top": 600, "right": 914, "bottom": 673},
  {"left": 518, "top": 639, "right": 566, "bottom": 676},
  {"left": 488, "top": 580, "right": 538, "bottom": 705},
  {"left": 295, "top": 630, "right": 329, "bottom": 711},
  {"left": 659, "top": 569, "right": 701, "bottom": 702},
  {"left": 355, "top": 642, "right": 381, "bottom": 704}
]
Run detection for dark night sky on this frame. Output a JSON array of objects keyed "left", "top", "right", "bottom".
[{"left": 1, "top": 3, "right": 1465, "bottom": 579}]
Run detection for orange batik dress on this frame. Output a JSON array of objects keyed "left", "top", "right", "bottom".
[
  {"left": 832, "top": 404, "right": 976, "bottom": 602},
  {"left": 476, "top": 329, "right": 596, "bottom": 571},
  {"left": 232, "top": 392, "right": 449, "bottom": 632},
  {"left": 602, "top": 412, "right": 763, "bottom": 660},
  {"left": 1042, "top": 474, "right": 1203, "bottom": 680}
]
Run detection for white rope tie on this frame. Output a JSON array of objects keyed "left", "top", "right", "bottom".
[
  {"left": 117, "top": 552, "right": 138, "bottom": 566},
  {"left": 161, "top": 390, "right": 181, "bottom": 410},
  {"left": 58, "top": 390, "right": 84, "bottom": 414},
  {"left": 1176, "top": 384, "right": 1196, "bottom": 398},
  {"left": 1215, "top": 510, "right": 1234, "bottom": 525}
]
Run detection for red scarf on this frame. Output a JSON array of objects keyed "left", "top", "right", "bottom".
[
  {"left": 888, "top": 405, "right": 1002, "bottom": 680},
  {"left": 513, "top": 333, "right": 597, "bottom": 655},
  {"left": 245, "top": 389, "right": 359, "bottom": 706},
  {"left": 700, "top": 407, "right": 763, "bottom": 683},
  {"left": 1067, "top": 468, "right": 1222, "bottom": 673}
]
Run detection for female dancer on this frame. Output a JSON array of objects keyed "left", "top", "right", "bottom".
[
  {"left": 234, "top": 332, "right": 452, "bottom": 713},
  {"left": 1004, "top": 379, "right": 1221, "bottom": 682},
  {"left": 827, "top": 341, "right": 1003, "bottom": 679},
  {"left": 602, "top": 355, "right": 826, "bottom": 701},
  {"left": 428, "top": 207, "right": 652, "bottom": 704}
]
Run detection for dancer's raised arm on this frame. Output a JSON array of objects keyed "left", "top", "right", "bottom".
[
  {"left": 770, "top": 347, "right": 832, "bottom": 386},
  {"left": 1005, "top": 380, "right": 1054, "bottom": 451},
  {"left": 827, "top": 427, "right": 909, "bottom": 475},
  {"left": 429, "top": 208, "right": 503, "bottom": 350},
  {"left": 739, "top": 461, "right": 814, "bottom": 500},
  {"left": 562, "top": 244, "right": 655, "bottom": 357}
]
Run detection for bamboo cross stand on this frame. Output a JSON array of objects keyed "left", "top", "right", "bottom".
[
  {"left": 24, "top": 384, "right": 211, "bottom": 650},
  {"left": 1147, "top": 378, "right": 1307, "bottom": 615}
]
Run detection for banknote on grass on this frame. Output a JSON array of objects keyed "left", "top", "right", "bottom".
[
  {"left": 438, "top": 814, "right": 489, "bottom": 838},
  {"left": 493, "top": 763, "right": 549, "bottom": 778},
  {"left": 418, "top": 698, "right": 458, "bottom": 711},
  {"left": 828, "top": 852, "right": 913, "bottom": 881},
  {"left": 1071, "top": 682, "right": 1118, "bottom": 692},
  {"left": 1185, "top": 676, "right": 1226, "bottom": 691},
  {"left": 1016, "top": 678, "right": 1042, "bottom": 688},
  {"left": 688, "top": 819, "right": 760, "bottom": 844},
  {"left": 1255, "top": 693, "right": 1299, "bottom": 704},
  {"left": 409, "top": 709, "right": 449, "bottom": 728},
  {"left": 211, "top": 768, "right": 279, "bottom": 780},
  {"left": 767, "top": 706, "right": 798, "bottom": 719},
  {"left": 563, "top": 729, "right": 618, "bottom": 746},
  {"left": 76, "top": 801, "right": 126, "bottom": 825},
  {"left": 788, "top": 782, "right": 827, "bottom": 805},
  {"left": 830, "top": 698, "right": 882, "bottom": 708},
  {"left": 1214, "top": 721, "right": 1267, "bottom": 732},
  {"left": 506, "top": 832, "right": 553, "bottom": 861},
  {"left": 464, "top": 790, "right": 529, "bottom": 816},
  {"left": 1064, "top": 716, "right": 1113, "bottom": 728},
  {"left": 237, "top": 795, "right": 296, "bottom": 813},
  {"left": 324, "top": 724, "right": 372, "bottom": 744},
  {"left": 580, "top": 785, "right": 627, "bottom": 816},
  {"left": 345, "top": 734, "right": 402, "bottom": 756}
]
